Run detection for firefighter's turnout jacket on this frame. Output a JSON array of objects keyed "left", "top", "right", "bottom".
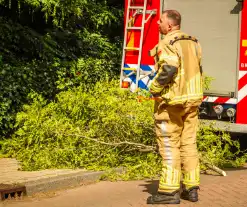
[{"left": 149, "top": 30, "right": 203, "bottom": 105}]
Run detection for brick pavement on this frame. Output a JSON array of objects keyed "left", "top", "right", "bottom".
[
  {"left": 1, "top": 163, "right": 247, "bottom": 207},
  {"left": 179, "top": 169, "right": 247, "bottom": 207},
  {"left": 140, "top": 168, "right": 247, "bottom": 207},
  {"left": 0, "top": 158, "right": 87, "bottom": 184}
]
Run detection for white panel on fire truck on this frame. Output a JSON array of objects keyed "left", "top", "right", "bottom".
[{"left": 162, "top": 0, "right": 240, "bottom": 97}]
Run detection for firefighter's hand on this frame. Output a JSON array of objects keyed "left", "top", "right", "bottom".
[
  {"left": 152, "top": 96, "right": 163, "bottom": 102},
  {"left": 150, "top": 91, "right": 163, "bottom": 102}
]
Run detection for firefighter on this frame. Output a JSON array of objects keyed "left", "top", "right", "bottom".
[{"left": 147, "top": 10, "right": 203, "bottom": 204}]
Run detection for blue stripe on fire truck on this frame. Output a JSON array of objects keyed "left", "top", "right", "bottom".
[{"left": 123, "top": 64, "right": 156, "bottom": 90}]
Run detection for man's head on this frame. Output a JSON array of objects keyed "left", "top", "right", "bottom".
[{"left": 158, "top": 10, "right": 181, "bottom": 35}]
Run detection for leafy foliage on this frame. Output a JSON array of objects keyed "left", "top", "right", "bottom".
[
  {"left": 0, "top": 0, "right": 123, "bottom": 29},
  {"left": 0, "top": 81, "right": 156, "bottom": 171},
  {"left": 0, "top": 54, "right": 120, "bottom": 138},
  {"left": 197, "top": 124, "right": 247, "bottom": 169},
  {"left": 1, "top": 81, "right": 246, "bottom": 179},
  {"left": 0, "top": 59, "right": 58, "bottom": 137},
  {"left": 203, "top": 75, "right": 215, "bottom": 91},
  {"left": 0, "top": 0, "right": 123, "bottom": 138},
  {"left": 0, "top": 16, "right": 122, "bottom": 64}
]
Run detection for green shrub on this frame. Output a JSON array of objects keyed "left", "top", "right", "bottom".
[
  {"left": 0, "top": 11, "right": 122, "bottom": 139},
  {"left": 0, "top": 60, "right": 58, "bottom": 137},
  {"left": 0, "top": 80, "right": 246, "bottom": 179},
  {"left": 0, "top": 81, "right": 156, "bottom": 171},
  {"left": 0, "top": 52, "right": 119, "bottom": 138},
  {"left": 197, "top": 124, "right": 247, "bottom": 169}
]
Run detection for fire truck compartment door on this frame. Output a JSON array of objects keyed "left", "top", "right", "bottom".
[{"left": 162, "top": 0, "right": 240, "bottom": 97}]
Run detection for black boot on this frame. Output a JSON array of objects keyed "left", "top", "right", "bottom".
[
  {"left": 180, "top": 186, "right": 199, "bottom": 202},
  {"left": 147, "top": 190, "right": 180, "bottom": 204}
]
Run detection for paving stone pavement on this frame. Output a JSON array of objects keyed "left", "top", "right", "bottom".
[
  {"left": 0, "top": 158, "right": 87, "bottom": 184},
  {"left": 1, "top": 163, "right": 247, "bottom": 207}
]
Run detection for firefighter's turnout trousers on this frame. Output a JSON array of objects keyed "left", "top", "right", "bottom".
[{"left": 154, "top": 101, "right": 200, "bottom": 193}]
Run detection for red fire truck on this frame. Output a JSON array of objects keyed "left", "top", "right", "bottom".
[{"left": 120, "top": 0, "right": 247, "bottom": 129}]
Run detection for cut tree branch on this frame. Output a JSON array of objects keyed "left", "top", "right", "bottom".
[{"left": 63, "top": 133, "right": 227, "bottom": 176}]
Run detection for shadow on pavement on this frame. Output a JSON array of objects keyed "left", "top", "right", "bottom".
[
  {"left": 139, "top": 180, "right": 159, "bottom": 195},
  {"left": 223, "top": 165, "right": 247, "bottom": 172}
]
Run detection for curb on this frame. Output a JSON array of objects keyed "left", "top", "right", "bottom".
[{"left": 20, "top": 168, "right": 123, "bottom": 196}]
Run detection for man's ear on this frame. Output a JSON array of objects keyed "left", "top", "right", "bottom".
[{"left": 168, "top": 22, "right": 173, "bottom": 30}]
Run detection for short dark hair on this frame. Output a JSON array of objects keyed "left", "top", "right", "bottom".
[{"left": 163, "top": 10, "right": 181, "bottom": 26}]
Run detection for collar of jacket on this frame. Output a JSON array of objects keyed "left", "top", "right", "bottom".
[{"left": 165, "top": 30, "right": 181, "bottom": 37}]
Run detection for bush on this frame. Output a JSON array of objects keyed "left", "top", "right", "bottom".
[
  {"left": 0, "top": 81, "right": 156, "bottom": 171},
  {"left": 0, "top": 51, "right": 119, "bottom": 138},
  {"left": 0, "top": 60, "right": 59, "bottom": 138},
  {"left": 0, "top": 14, "right": 122, "bottom": 139},
  {"left": 0, "top": 80, "right": 246, "bottom": 179},
  {"left": 197, "top": 124, "right": 247, "bottom": 169}
]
